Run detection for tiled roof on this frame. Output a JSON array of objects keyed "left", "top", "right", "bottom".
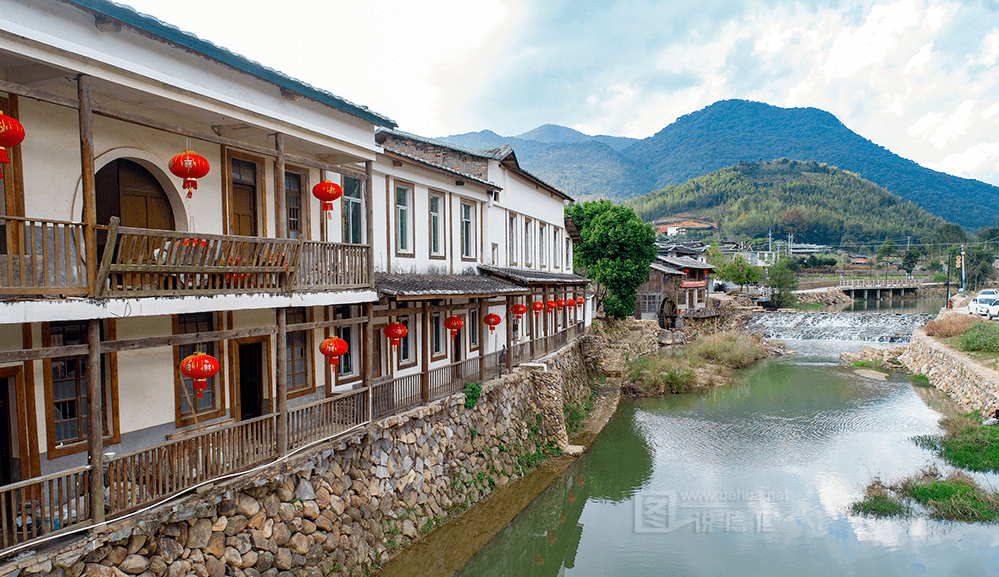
[
  {"left": 66, "top": 0, "right": 396, "bottom": 128},
  {"left": 651, "top": 262, "right": 685, "bottom": 276},
  {"left": 478, "top": 265, "right": 591, "bottom": 286},
  {"left": 377, "top": 128, "right": 510, "bottom": 160},
  {"left": 656, "top": 255, "right": 715, "bottom": 271},
  {"left": 374, "top": 273, "right": 528, "bottom": 298},
  {"left": 380, "top": 148, "right": 498, "bottom": 189}
]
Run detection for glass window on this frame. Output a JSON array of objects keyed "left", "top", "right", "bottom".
[
  {"left": 177, "top": 313, "right": 219, "bottom": 417},
  {"left": 429, "top": 195, "right": 443, "bottom": 256},
  {"left": 469, "top": 308, "right": 479, "bottom": 348},
  {"left": 461, "top": 202, "right": 475, "bottom": 258},
  {"left": 396, "top": 185, "right": 412, "bottom": 253},
  {"left": 398, "top": 316, "right": 413, "bottom": 363},
  {"left": 554, "top": 230, "right": 561, "bottom": 268},
  {"left": 49, "top": 322, "right": 112, "bottom": 444},
  {"left": 539, "top": 224, "right": 547, "bottom": 267},
  {"left": 508, "top": 215, "right": 517, "bottom": 264},
  {"left": 336, "top": 305, "right": 357, "bottom": 377},
  {"left": 286, "top": 172, "right": 302, "bottom": 240},
  {"left": 525, "top": 219, "right": 533, "bottom": 265},
  {"left": 432, "top": 312, "right": 444, "bottom": 356},
  {"left": 342, "top": 177, "right": 363, "bottom": 244},
  {"left": 286, "top": 308, "right": 310, "bottom": 393}
]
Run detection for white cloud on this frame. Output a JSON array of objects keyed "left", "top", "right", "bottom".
[
  {"left": 927, "top": 141, "right": 999, "bottom": 178},
  {"left": 971, "top": 29, "right": 999, "bottom": 66},
  {"left": 908, "top": 100, "right": 977, "bottom": 148},
  {"left": 904, "top": 43, "right": 934, "bottom": 74},
  {"left": 822, "top": 1, "right": 920, "bottom": 79}
]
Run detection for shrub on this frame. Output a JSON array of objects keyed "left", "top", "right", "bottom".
[
  {"left": 463, "top": 382, "right": 482, "bottom": 408},
  {"left": 909, "top": 374, "right": 931, "bottom": 387},
  {"left": 627, "top": 356, "right": 696, "bottom": 394},
  {"left": 924, "top": 315, "right": 982, "bottom": 338},
  {"left": 932, "top": 272, "right": 948, "bottom": 283},
  {"left": 960, "top": 323, "right": 999, "bottom": 353},
  {"left": 850, "top": 479, "right": 910, "bottom": 518}
]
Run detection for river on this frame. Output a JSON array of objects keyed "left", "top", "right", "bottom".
[{"left": 449, "top": 304, "right": 999, "bottom": 577}]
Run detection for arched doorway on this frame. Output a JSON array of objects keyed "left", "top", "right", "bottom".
[
  {"left": 96, "top": 159, "right": 175, "bottom": 233},
  {"left": 658, "top": 297, "right": 678, "bottom": 329}
]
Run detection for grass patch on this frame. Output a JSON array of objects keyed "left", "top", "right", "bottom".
[
  {"left": 687, "top": 332, "right": 771, "bottom": 369},
  {"left": 924, "top": 315, "right": 982, "bottom": 338},
  {"left": 463, "top": 382, "right": 482, "bottom": 409},
  {"left": 922, "top": 417, "right": 999, "bottom": 473},
  {"left": 627, "top": 355, "right": 696, "bottom": 394},
  {"left": 793, "top": 302, "right": 826, "bottom": 311},
  {"left": 960, "top": 322, "right": 999, "bottom": 354},
  {"left": 850, "top": 479, "right": 911, "bottom": 518},
  {"left": 899, "top": 467, "right": 999, "bottom": 523},
  {"left": 909, "top": 374, "right": 931, "bottom": 387},
  {"left": 851, "top": 360, "right": 876, "bottom": 368}
]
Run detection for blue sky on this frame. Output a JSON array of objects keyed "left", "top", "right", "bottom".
[{"left": 122, "top": 0, "right": 999, "bottom": 187}]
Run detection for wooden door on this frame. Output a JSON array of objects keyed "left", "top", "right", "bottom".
[
  {"left": 0, "top": 375, "right": 16, "bottom": 486},
  {"left": 237, "top": 341, "right": 264, "bottom": 420},
  {"left": 231, "top": 183, "right": 257, "bottom": 237},
  {"left": 96, "top": 159, "right": 174, "bottom": 230}
]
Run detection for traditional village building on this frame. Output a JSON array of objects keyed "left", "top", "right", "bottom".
[
  {"left": 637, "top": 242, "right": 716, "bottom": 327},
  {"left": 0, "top": 0, "right": 590, "bottom": 553}
]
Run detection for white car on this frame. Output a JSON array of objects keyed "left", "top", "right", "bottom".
[
  {"left": 979, "top": 289, "right": 998, "bottom": 299},
  {"left": 970, "top": 296, "right": 998, "bottom": 316},
  {"left": 987, "top": 300, "right": 999, "bottom": 320}
]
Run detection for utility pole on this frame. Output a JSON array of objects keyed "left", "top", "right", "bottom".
[
  {"left": 768, "top": 230, "right": 772, "bottom": 253},
  {"left": 961, "top": 244, "right": 967, "bottom": 295}
]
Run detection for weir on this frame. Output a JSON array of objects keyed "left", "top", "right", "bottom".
[{"left": 743, "top": 311, "right": 933, "bottom": 343}]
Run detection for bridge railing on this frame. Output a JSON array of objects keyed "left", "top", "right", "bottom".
[{"left": 838, "top": 278, "right": 919, "bottom": 289}]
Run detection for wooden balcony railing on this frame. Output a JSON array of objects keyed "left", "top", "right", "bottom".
[
  {"left": 288, "top": 388, "right": 368, "bottom": 451},
  {"left": 0, "top": 216, "right": 89, "bottom": 296},
  {"left": 373, "top": 374, "right": 422, "bottom": 420},
  {"left": 105, "top": 414, "right": 276, "bottom": 514},
  {"left": 0, "top": 466, "right": 91, "bottom": 551},
  {"left": 296, "top": 241, "right": 368, "bottom": 291}
]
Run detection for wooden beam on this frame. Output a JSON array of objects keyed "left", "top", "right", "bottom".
[
  {"left": 421, "top": 303, "right": 429, "bottom": 404},
  {"left": 86, "top": 319, "right": 105, "bottom": 524},
  {"left": 365, "top": 161, "right": 374, "bottom": 285},
  {"left": 363, "top": 302, "right": 374, "bottom": 422},
  {"left": 505, "top": 296, "right": 513, "bottom": 372},
  {"left": 275, "top": 133, "right": 286, "bottom": 239},
  {"left": 78, "top": 75, "right": 98, "bottom": 287}
]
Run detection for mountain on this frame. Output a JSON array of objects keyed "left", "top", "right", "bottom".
[
  {"left": 624, "top": 159, "right": 945, "bottom": 246},
  {"left": 441, "top": 100, "right": 999, "bottom": 229},
  {"left": 621, "top": 99, "right": 999, "bottom": 229},
  {"left": 442, "top": 129, "right": 648, "bottom": 202}
]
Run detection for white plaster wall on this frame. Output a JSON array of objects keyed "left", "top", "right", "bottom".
[{"left": 115, "top": 316, "right": 176, "bottom": 434}]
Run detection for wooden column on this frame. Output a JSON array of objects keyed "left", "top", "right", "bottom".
[
  {"left": 86, "top": 319, "right": 105, "bottom": 523},
  {"left": 77, "top": 75, "right": 97, "bottom": 289},
  {"left": 421, "top": 303, "right": 430, "bottom": 403},
  {"left": 529, "top": 291, "right": 537, "bottom": 360},
  {"left": 505, "top": 296, "right": 513, "bottom": 371},
  {"left": 365, "top": 161, "right": 375, "bottom": 286},
  {"left": 363, "top": 302, "right": 374, "bottom": 423},
  {"left": 478, "top": 299, "right": 486, "bottom": 383},
  {"left": 544, "top": 285, "right": 550, "bottom": 352},
  {"left": 275, "top": 133, "right": 286, "bottom": 239},
  {"left": 275, "top": 308, "right": 288, "bottom": 456}
]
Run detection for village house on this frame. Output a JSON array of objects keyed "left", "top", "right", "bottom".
[
  {"left": 0, "top": 0, "right": 590, "bottom": 554},
  {"left": 636, "top": 239, "right": 716, "bottom": 326}
]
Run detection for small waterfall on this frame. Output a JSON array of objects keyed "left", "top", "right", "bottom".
[{"left": 744, "top": 312, "right": 934, "bottom": 343}]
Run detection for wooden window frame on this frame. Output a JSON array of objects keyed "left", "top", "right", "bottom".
[
  {"left": 173, "top": 312, "right": 227, "bottom": 428},
  {"left": 286, "top": 307, "right": 315, "bottom": 400},
  {"left": 431, "top": 312, "right": 447, "bottom": 361},
  {"left": 468, "top": 307, "right": 480, "bottom": 352},
  {"left": 225, "top": 150, "right": 267, "bottom": 237},
  {"left": 229, "top": 334, "right": 273, "bottom": 420},
  {"left": 394, "top": 181, "right": 415, "bottom": 257},
  {"left": 42, "top": 320, "right": 120, "bottom": 459},
  {"left": 396, "top": 314, "right": 417, "bottom": 370},
  {"left": 342, "top": 176, "right": 365, "bottom": 245},
  {"left": 279, "top": 166, "right": 310, "bottom": 241},
  {"left": 428, "top": 192, "right": 446, "bottom": 260},
  {"left": 460, "top": 201, "right": 476, "bottom": 261},
  {"left": 327, "top": 306, "right": 363, "bottom": 391}
]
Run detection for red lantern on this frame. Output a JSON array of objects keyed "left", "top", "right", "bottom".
[
  {"left": 556, "top": 299, "right": 566, "bottom": 310},
  {"left": 169, "top": 151, "right": 211, "bottom": 198},
  {"left": 179, "top": 352, "right": 219, "bottom": 399},
  {"left": 385, "top": 322, "right": 407, "bottom": 348},
  {"left": 683, "top": 268, "right": 690, "bottom": 274},
  {"left": 511, "top": 303, "right": 528, "bottom": 321},
  {"left": 531, "top": 301, "right": 544, "bottom": 318},
  {"left": 312, "top": 181, "right": 343, "bottom": 219},
  {"left": 444, "top": 315, "right": 464, "bottom": 339},
  {"left": 576, "top": 296, "right": 585, "bottom": 308},
  {"left": 319, "top": 337, "right": 349, "bottom": 370},
  {"left": 0, "top": 111, "right": 25, "bottom": 179},
  {"left": 484, "top": 313, "right": 502, "bottom": 333},
  {"left": 546, "top": 300, "right": 556, "bottom": 312}
]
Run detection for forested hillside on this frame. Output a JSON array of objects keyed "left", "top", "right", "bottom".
[{"left": 625, "top": 159, "right": 945, "bottom": 246}]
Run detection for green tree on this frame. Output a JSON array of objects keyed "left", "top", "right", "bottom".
[
  {"left": 877, "top": 239, "right": 897, "bottom": 280},
  {"left": 899, "top": 247, "right": 923, "bottom": 276},
  {"left": 715, "top": 255, "right": 762, "bottom": 292},
  {"left": 765, "top": 257, "right": 798, "bottom": 308},
  {"left": 567, "top": 201, "right": 656, "bottom": 319}
]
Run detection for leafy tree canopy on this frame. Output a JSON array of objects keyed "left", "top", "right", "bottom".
[
  {"left": 765, "top": 257, "right": 799, "bottom": 309},
  {"left": 567, "top": 201, "right": 656, "bottom": 319}
]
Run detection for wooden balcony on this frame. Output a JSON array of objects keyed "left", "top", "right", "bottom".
[{"left": 0, "top": 216, "right": 371, "bottom": 299}]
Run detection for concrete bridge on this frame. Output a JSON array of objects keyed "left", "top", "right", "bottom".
[{"left": 838, "top": 278, "right": 920, "bottom": 300}]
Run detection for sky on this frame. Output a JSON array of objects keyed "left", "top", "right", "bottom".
[{"left": 120, "top": 0, "right": 999, "bottom": 187}]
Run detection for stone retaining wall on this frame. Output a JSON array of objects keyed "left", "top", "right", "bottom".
[
  {"left": 8, "top": 341, "right": 597, "bottom": 577},
  {"left": 898, "top": 329, "right": 999, "bottom": 414}
]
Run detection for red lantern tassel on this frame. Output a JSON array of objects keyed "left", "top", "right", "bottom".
[
  {"left": 194, "top": 379, "right": 206, "bottom": 398},
  {"left": 329, "top": 357, "right": 339, "bottom": 367}
]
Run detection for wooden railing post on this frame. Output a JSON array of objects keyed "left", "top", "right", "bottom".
[
  {"left": 363, "top": 302, "right": 374, "bottom": 423},
  {"left": 276, "top": 307, "right": 288, "bottom": 456},
  {"left": 86, "top": 318, "right": 105, "bottom": 524},
  {"left": 78, "top": 75, "right": 97, "bottom": 291}
]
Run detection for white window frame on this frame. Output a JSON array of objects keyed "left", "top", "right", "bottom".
[
  {"left": 539, "top": 223, "right": 547, "bottom": 268},
  {"left": 429, "top": 193, "right": 444, "bottom": 258},
  {"left": 508, "top": 214, "right": 518, "bottom": 265},
  {"left": 460, "top": 202, "right": 476, "bottom": 259},
  {"left": 554, "top": 229, "right": 561, "bottom": 268},
  {"left": 342, "top": 176, "right": 364, "bottom": 244},
  {"left": 525, "top": 218, "right": 534, "bottom": 266}
]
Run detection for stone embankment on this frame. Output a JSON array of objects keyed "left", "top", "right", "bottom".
[
  {"left": 898, "top": 329, "right": 999, "bottom": 415},
  {"left": 793, "top": 287, "right": 854, "bottom": 306},
  {"left": 8, "top": 342, "right": 597, "bottom": 577}
]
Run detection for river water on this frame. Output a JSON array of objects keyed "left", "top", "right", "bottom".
[{"left": 452, "top": 305, "right": 999, "bottom": 577}]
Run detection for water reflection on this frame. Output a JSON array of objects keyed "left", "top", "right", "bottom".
[{"left": 456, "top": 358, "right": 999, "bottom": 577}]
